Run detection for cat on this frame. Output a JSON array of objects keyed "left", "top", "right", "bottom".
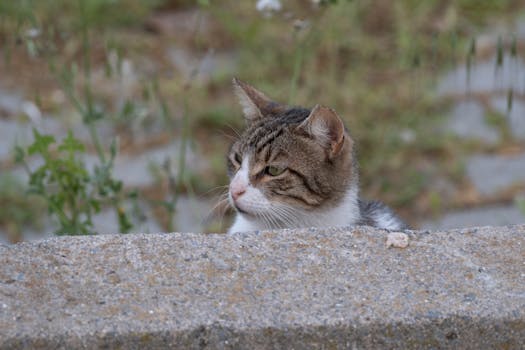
[{"left": 227, "top": 78, "right": 407, "bottom": 233}]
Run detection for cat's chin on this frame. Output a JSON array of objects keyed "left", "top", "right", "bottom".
[
  {"left": 232, "top": 203, "right": 256, "bottom": 217},
  {"left": 234, "top": 206, "right": 250, "bottom": 215}
]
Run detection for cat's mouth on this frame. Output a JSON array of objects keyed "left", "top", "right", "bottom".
[
  {"left": 232, "top": 201, "right": 260, "bottom": 217},
  {"left": 233, "top": 203, "right": 251, "bottom": 216}
]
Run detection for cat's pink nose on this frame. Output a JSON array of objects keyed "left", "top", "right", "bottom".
[{"left": 231, "top": 187, "right": 246, "bottom": 201}]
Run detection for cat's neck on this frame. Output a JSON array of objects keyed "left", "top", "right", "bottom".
[{"left": 228, "top": 184, "right": 360, "bottom": 233}]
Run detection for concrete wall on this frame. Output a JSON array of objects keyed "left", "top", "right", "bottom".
[{"left": 1, "top": 225, "right": 524, "bottom": 349}]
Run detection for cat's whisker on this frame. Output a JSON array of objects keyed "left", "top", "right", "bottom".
[
  {"left": 256, "top": 211, "right": 270, "bottom": 230},
  {"left": 201, "top": 185, "right": 229, "bottom": 196},
  {"left": 218, "top": 129, "right": 238, "bottom": 142},
  {"left": 202, "top": 193, "right": 231, "bottom": 229},
  {"left": 268, "top": 212, "right": 281, "bottom": 230},
  {"left": 262, "top": 212, "right": 274, "bottom": 230},
  {"left": 224, "top": 123, "right": 242, "bottom": 139},
  {"left": 273, "top": 205, "right": 301, "bottom": 227},
  {"left": 259, "top": 213, "right": 269, "bottom": 230},
  {"left": 268, "top": 209, "right": 292, "bottom": 229},
  {"left": 271, "top": 208, "right": 292, "bottom": 227}
]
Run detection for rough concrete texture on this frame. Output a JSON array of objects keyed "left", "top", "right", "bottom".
[
  {"left": 445, "top": 101, "right": 499, "bottom": 145},
  {"left": 1, "top": 225, "right": 524, "bottom": 349}
]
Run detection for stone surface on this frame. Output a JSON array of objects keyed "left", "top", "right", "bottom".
[
  {"left": 445, "top": 101, "right": 499, "bottom": 144},
  {"left": 437, "top": 55, "right": 525, "bottom": 96},
  {"left": 87, "top": 141, "right": 206, "bottom": 188},
  {"left": 421, "top": 204, "right": 525, "bottom": 230},
  {"left": 173, "top": 196, "right": 215, "bottom": 233},
  {"left": 491, "top": 97, "right": 525, "bottom": 141},
  {"left": 0, "top": 89, "right": 24, "bottom": 116},
  {"left": 0, "top": 118, "right": 64, "bottom": 162},
  {"left": 466, "top": 153, "right": 525, "bottom": 196},
  {"left": 1, "top": 225, "right": 524, "bottom": 349}
]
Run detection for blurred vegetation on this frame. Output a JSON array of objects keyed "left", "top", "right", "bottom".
[
  {"left": 15, "top": 129, "right": 134, "bottom": 235},
  {"left": 0, "top": 0, "right": 524, "bottom": 238},
  {"left": 0, "top": 174, "right": 46, "bottom": 243}
]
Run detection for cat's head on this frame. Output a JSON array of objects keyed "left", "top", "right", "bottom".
[{"left": 227, "top": 78, "right": 357, "bottom": 227}]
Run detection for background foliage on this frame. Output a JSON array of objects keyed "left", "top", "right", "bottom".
[{"left": 0, "top": 0, "right": 524, "bottom": 240}]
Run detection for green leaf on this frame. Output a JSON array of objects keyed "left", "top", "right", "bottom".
[
  {"left": 83, "top": 107, "right": 104, "bottom": 124},
  {"left": 120, "top": 100, "right": 135, "bottom": 119},
  {"left": 58, "top": 130, "right": 85, "bottom": 153},
  {"left": 28, "top": 128, "right": 55, "bottom": 155},
  {"left": 109, "top": 137, "right": 118, "bottom": 161},
  {"left": 507, "top": 89, "right": 513, "bottom": 114},
  {"left": 496, "top": 36, "right": 503, "bottom": 67},
  {"left": 14, "top": 145, "right": 25, "bottom": 163},
  {"left": 510, "top": 35, "right": 517, "bottom": 57},
  {"left": 110, "top": 179, "right": 122, "bottom": 192},
  {"left": 117, "top": 206, "right": 133, "bottom": 233},
  {"left": 468, "top": 37, "right": 476, "bottom": 56},
  {"left": 90, "top": 199, "right": 101, "bottom": 212},
  {"left": 127, "top": 190, "right": 139, "bottom": 199}
]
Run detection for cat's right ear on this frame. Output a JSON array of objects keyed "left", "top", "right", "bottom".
[
  {"left": 297, "top": 104, "right": 348, "bottom": 158},
  {"left": 232, "top": 78, "right": 285, "bottom": 123}
]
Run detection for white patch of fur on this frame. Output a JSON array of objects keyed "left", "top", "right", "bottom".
[
  {"left": 228, "top": 181, "right": 361, "bottom": 234},
  {"left": 306, "top": 184, "right": 360, "bottom": 227},
  {"left": 230, "top": 156, "right": 250, "bottom": 194},
  {"left": 233, "top": 84, "right": 261, "bottom": 121},
  {"left": 372, "top": 210, "right": 404, "bottom": 230},
  {"left": 228, "top": 156, "right": 273, "bottom": 234},
  {"left": 308, "top": 119, "right": 331, "bottom": 146},
  {"left": 228, "top": 214, "right": 259, "bottom": 233}
]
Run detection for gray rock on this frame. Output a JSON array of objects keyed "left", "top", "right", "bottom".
[
  {"left": 466, "top": 153, "right": 525, "bottom": 196},
  {"left": 491, "top": 97, "right": 525, "bottom": 141},
  {"left": 90, "top": 196, "right": 212, "bottom": 235},
  {"left": 109, "top": 141, "right": 207, "bottom": 188},
  {"left": 0, "top": 118, "right": 65, "bottom": 162},
  {"left": 445, "top": 101, "right": 500, "bottom": 144},
  {"left": 91, "top": 203, "right": 163, "bottom": 236},
  {"left": 1, "top": 225, "right": 524, "bottom": 349},
  {"left": 174, "top": 196, "right": 215, "bottom": 233},
  {"left": 420, "top": 204, "right": 525, "bottom": 230},
  {"left": 437, "top": 55, "right": 525, "bottom": 96},
  {"left": 0, "top": 89, "right": 24, "bottom": 116}
]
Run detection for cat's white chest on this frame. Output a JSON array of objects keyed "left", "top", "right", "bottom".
[
  {"left": 227, "top": 185, "right": 360, "bottom": 234},
  {"left": 228, "top": 215, "right": 259, "bottom": 234}
]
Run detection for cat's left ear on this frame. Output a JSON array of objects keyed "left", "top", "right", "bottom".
[
  {"left": 233, "top": 78, "right": 286, "bottom": 123},
  {"left": 298, "top": 104, "right": 348, "bottom": 158}
]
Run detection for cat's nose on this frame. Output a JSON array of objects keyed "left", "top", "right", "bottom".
[{"left": 231, "top": 187, "right": 246, "bottom": 201}]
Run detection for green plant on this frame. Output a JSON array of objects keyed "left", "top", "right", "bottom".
[
  {"left": 2, "top": 0, "right": 146, "bottom": 236},
  {"left": 15, "top": 129, "right": 132, "bottom": 235},
  {"left": 2, "top": 0, "right": 524, "bottom": 234}
]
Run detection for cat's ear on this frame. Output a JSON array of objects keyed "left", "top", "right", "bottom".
[
  {"left": 298, "top": 104, "right": 347, "bottom": 157},
  {"left": 233, "top": 78, "right": 285, "bottom": 123}
]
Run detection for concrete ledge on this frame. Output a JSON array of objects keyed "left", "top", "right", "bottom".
[{"left": 1, "top": 225, "right": 524, "bottom": 349}]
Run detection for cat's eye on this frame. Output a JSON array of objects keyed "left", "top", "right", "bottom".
[
  {"left": 266, "top": 165, "right": 286, "bottom": 176},
  {"left": 234, "top": 153, "right": 242, "bottom": 165}
]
